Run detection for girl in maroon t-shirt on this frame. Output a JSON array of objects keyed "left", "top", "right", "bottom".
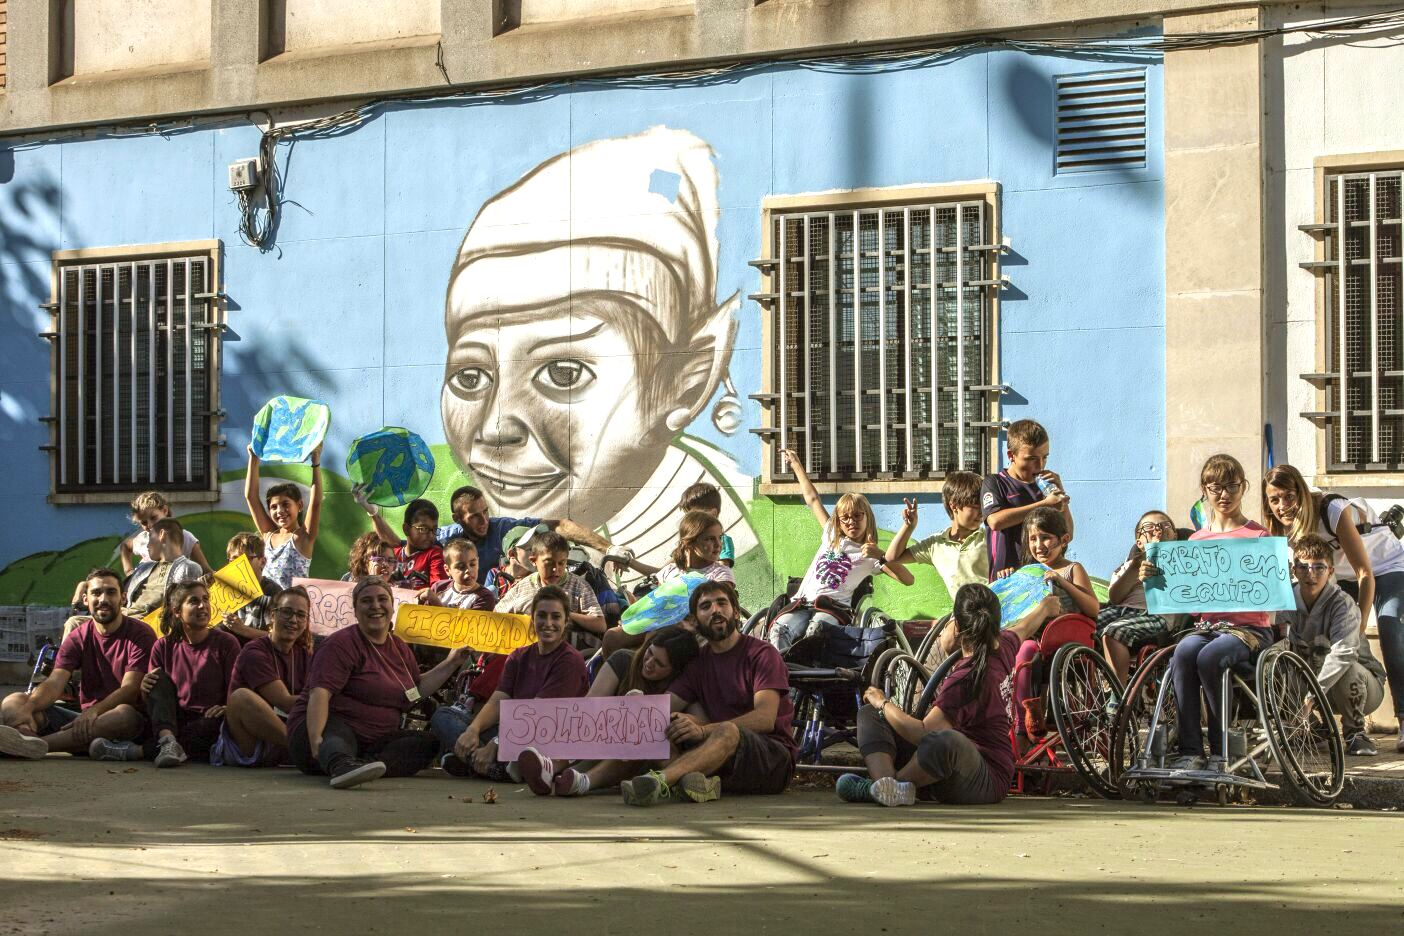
[
  {"left": 141, "top": 581, "right": 242, "bottom": 767},
  {"left": 842, "top": 584, "right": 1061, "bottom": 807}
]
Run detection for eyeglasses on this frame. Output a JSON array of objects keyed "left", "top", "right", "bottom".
[
  {"left": 409, "top": 524, "right": 436, "bottom": 534},
  {"left": 1204, "top": 483, "right": 1244, "bottom": 497},
  {"left": 274, "top": 608, "right": 309, "bottom": 621},
  {"left": 1136, "top": 522, "right": 1175, "bottom": 536},
  {"left": 1293, "top": 561, "right": 1332, "bottom": 575}
]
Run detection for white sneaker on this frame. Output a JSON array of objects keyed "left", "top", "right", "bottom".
[
  {"left": 0, "top": 724, "right": 48, "bottom": 760},
  {"left": 870, "top": 776, "right": 916, "bottom": 807},
  {"left": 517, "top": 747, "right": 555, "bottom": 796}
]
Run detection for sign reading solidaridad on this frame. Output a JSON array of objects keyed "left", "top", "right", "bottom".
[
  {"left": 497, "top": 695, "right": 672, "bottom": 761},
  {"left": 1144, "top": 536, "right": 1295, "bottom": 615}
]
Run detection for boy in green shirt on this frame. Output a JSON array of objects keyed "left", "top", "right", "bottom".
[{"left": 884, "top": 471, "right": 989, "bottom": 596}]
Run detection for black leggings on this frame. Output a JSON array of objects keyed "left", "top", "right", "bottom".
[
  {"left": 287, "top": 713, "right": 436, "bottom": 778},
  {"left": 141, "top": 672, "right": 222, "bottom": 761}
]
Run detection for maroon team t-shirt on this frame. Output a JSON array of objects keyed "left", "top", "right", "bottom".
[
  {"left": 669, "top": 634, "right": 796, "bottom": 759},
  {"left": 53, "top": 616, "right": 157, "bottom": 710},
  {"left": 149, "top": 630, "right": 241, "bottom": 717},
  {"left": 230, "top": 636, "right": 310, "bottom": 698},
  {"left": 497, "top": 642, "right": 588, "bottom": 700},
  {"left": 934, "top": 629, "right": 1020, "bottom": 790},
  {"left": 287, "top": 625, "right": 421, "bottom": 745}
]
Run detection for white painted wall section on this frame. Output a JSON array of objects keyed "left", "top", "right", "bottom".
[
  {"left": 72, "top": 0, "right": 211, "bottom": 75},
  {"left": 281, "top": 0, "right": 440, "bottom": 50}
]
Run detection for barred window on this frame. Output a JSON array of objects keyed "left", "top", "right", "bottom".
[
  {"left": 43, "top": 243, "right": 223, "bottom": 499},
  {"left": 1301, "top": 170, "right": 1403, "bottom": 472},
  {"left": 752, "top": 193, "right": 1002, "bottom": 486}
]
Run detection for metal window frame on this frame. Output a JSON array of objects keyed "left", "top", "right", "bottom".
[
  {"left": 754, "top": 184, "right": 1004, "bottom": 494},
  {"left": 43, "top": 240, "right": 224, "bottom": 504}
]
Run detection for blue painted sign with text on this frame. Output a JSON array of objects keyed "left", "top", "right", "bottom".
[{"left": 1144, "top": 537, "right": 1294, "bottom": 615}]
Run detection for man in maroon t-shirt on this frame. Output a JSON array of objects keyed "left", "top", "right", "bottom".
[
  {"left": 0, "top": 569, "right": 153, "bottom": 759},
  {"left": 543, "top": 580, "right": 795, "bottom": 804}
]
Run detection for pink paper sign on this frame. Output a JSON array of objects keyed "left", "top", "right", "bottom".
[
  {"left": 293, "top": 577, "right": 419, "bottom": 637},
  {"left": 497, "top": 695, "right": 672, "bottom": 761}
]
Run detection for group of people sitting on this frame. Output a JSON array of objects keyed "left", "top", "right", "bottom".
[{"left": 0, "top": 419, "right": 1398, "bottom": 810}]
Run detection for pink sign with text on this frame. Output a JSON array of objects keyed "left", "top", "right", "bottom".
[
  {"left": 497, "top": 695, "right": 671, "bottom": 761},
  {"left": 293, "top": 577, "right": 420, "bottom": 637}
]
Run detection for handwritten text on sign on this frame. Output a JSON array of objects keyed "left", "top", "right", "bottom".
[
  {"left": 293, "top": 578, "right": 419, "bottom": 637},
  {"left": 497, "top": 695, "right": 671, "bottom": 761},
  {"left": 1144, "top": 536, "right": 1295, "bottom": 615},
  {"left": 144, "top": 554, "right": 262, "bottom": 635},
  {"left": 393, "top": 604, "right": 535, "bottom": 655}
]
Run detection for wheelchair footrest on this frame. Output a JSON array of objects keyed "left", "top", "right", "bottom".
[{"left": 1121, "top": 766, "right": 1277, "bottom": 791}]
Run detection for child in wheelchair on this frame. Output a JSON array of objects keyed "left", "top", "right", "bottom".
[{"left": 1096, "top": 510, "right": 1190, "bottom": 684}]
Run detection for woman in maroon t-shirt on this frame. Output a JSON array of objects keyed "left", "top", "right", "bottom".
[
  {"left": 211, "top": 585, "right": 314, "bottom": 768},
  {"left": 141, "top": 581, "right": 242, "bottom": 767},
  {"left": 843, "top": 585, "right": 1062, "bottom": 807},
  {"left": 286, "top": 576, "right": 469, "bottom": 789}
]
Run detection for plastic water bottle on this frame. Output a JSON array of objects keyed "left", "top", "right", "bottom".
[{"left": 1036, "top": 476, "right": 1059, "bottom": 498}]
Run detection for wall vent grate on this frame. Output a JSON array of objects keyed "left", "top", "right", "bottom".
[{"left": 1054, "top": 68, "right": 1147, "bottom": 174}]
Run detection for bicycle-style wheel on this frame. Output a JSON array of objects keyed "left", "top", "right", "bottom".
[
  {"left": 1258, "top": 646, "right": 1345, "bottom": 806},
  {"left": 1049, "top": 643, "right": 1123, "bottom": 799}
]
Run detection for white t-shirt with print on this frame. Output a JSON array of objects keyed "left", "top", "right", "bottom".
[{"left": 795, "top": 521, "right": 880, "bottom": 607}]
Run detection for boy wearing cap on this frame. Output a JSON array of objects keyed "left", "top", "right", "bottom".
[{"left": 496, "top": 530, "right": 605, "bottom": 650}]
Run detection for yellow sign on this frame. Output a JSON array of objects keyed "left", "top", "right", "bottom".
[
  {"left": 143, "top": 554, "right": 263, "bottom": 635},
  {"left": 393, "top": 604, "right": 536, "bottom": 654}
]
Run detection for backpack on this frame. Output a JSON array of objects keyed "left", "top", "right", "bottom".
[{"left": 1318, "top": 493, "right": 1404, "bottom": 545}]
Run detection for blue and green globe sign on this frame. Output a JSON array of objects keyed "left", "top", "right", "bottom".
[
  {"left": 250, "top": 396, "right": 330, "bottom": 463},
  {"left": 346, "top": 427, "right": 436, "bottom": 508}
]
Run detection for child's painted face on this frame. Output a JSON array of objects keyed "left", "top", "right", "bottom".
[
  {"left": 1007, "top": 444, "right": 1049, "bottom": 482},
  {"left": 403, "top": 512, "right": 439, "bottom": 552},
  {"left": 693, "top": 525, "right": 723, "bottom": 565},
  {"left": 1135, "top": 514, "right": 1176, "bottom": 547},
  {"left": 835, "top": 508, "right": 867, "bottom": 542},
  {"left": 532, "top": 600, "right": 569, "bottom": 648},
  {"left": 454, "top": 495, "right": 492, "bottom": 541},
  {"left": 949, "top": 503, "right": 982, "bottom": 531},
  {"left": 445, "top": 550, "right": 479, "bottom": 590},
  {"left": 1201, "top": 477, "right": 1246, "bottom": 517},
  {"left": 532, "top": 549, "right": 568, "bottom": 585},
  {"left": 1027, "top": 528, "right": 1069, "bottom": 565},
  {"left": 1264, "top": 484, "right": 1299, "bottom": 526},
  {"left": 267, "top": 494, "right": 300, "bottom": 531},
  {"left": 134, "top": 506, "right": 169, "bottom": 530}
]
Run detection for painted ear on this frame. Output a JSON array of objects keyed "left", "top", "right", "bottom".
[{"left": 673, "top": 291, "right": 739, "bottom": 423}]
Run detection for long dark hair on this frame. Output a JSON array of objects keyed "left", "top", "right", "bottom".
[
  {"left": 952, "top": 583, "right": 1001, "bottom": 695},
  {"left": 620, "top": 625, "right": 700, "bottom": 695},
  {"left": 1019, "top": 505, "right": 1070, "bottom": 565},
  {"left": 163, "top": 580, "right": 210, "bottom": 645}
]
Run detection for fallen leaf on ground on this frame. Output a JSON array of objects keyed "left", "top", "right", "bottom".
[{"left": 482, "top": 789, "right": 497, "bottom": 804}]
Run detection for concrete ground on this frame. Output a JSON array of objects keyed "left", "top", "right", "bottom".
[{"left": 2, "top": 760, "right": 1402, "bottom": 936}]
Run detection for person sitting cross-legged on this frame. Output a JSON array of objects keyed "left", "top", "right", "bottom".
[
  {"left": 839, "top": 586, "right": 1061, "bottom": 807},
  {"left": 0, "top": 568, "right": 154, "bottom": 760},
  {"left": 542, "top": 580, "right": 796, "bottom": 804}
]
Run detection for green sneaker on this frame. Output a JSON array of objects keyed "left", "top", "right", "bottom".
[
  {"left": 678, "top": 772, "right": 721, "bottom": 803},
  {"left": 836, "top": 772, "right": 876, "bottom": 803},
  {"left": 621, "top": 770, "right": 671, "bottom": 807}
]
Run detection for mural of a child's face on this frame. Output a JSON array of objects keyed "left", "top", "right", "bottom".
[{"left": 441, "top": 299, "right": 673, "bottom": 526}]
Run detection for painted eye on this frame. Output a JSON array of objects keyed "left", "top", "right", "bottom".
[
  {"left": 534, "top": 359, "right": 595, "bottom": 392},
  {"left": 449, "top": 367, "right": 493, "bottom": 397}
]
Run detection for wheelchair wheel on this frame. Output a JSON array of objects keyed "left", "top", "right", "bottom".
[
  {"left": 875, "top": 651, "right": 930, "bottom": 715},
  {"left": 1049, "top": 643, "right": 1122, "bottom": 799},
  {"left": 911, "top": 650, "right": 963, "bottom": 720},
  {"left": 914, "top": 614, "right": 952, "bottom": 671},
  {"left": 1257, "top": 646, "right": 1345, "bottom": 807},
  {"left": 1111, "top": 644, "right": 1178, "bottom": 786},
  {"left": 741, "top": 606, "right": 771, "bottom": 639}
]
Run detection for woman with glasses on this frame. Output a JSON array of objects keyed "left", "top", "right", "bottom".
[
  {"left": 1095, "top": 510, "right": 1187, "bottom": 683},
  {"left": 211, "top": 586, "right": 315, "bottom": 768},
  {"left": 1263, "top": 463, "right": 1404, "bottom": 753}
]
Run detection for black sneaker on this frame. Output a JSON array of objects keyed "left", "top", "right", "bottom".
[
  {"left": 329, "top": 759, "right": 387, "bottom": 789},
  {"left": 1346, "top": 732, "right": 1378, "bottom": 757},
  {"left": 438, "top": 752, "right": 472, "bottom": 777}
]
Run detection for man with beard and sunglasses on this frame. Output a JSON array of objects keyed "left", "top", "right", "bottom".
[
  {"left": 0, "top": 569, "right": 154, "bottom": 760},
  {"left": 541, "top": 580, "right": 795, "bottom": 803}
]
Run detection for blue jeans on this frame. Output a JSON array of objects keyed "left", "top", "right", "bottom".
[
  {"left": 1342, "top": 571, "right": 1404, "bottom": 717},
  {"left": 1172, "top": 632, "right": 1253, "bottom": 757},
  {"left": 770, "top": 607, "right": 842, "bottom": 654},
  {"left": 429, "top": 703, "right": 474, "bottom": 754}
]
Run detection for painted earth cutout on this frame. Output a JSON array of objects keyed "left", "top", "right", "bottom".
[
  {"left": 619, "top": 572, "right": 709, "bottom": 635},
  {"left": 250, "top": 395, "right": 330, "bottom": 463},
  {"left": 346, "top": 427, "right": 436, "bottom": 507},
  {"left": 990, "top": 563, "right": 1053, "bottom": 628}
]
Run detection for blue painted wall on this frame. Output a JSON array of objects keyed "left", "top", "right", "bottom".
[{"left": 0, "top": 48, "right": 1165, "bottom": 611}]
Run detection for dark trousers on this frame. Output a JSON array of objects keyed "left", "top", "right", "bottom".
[
  {"left": 141, "top": 672, "right": 221, "bottom": 761},
  {"left": 1172, "top": 632, "right": 1251, "bottom": 756},
  {"left": 287, "top": 713, "right": 436, "bottom": 778},
  {"left": 855, "top": 704, "right": 1004, "bottom": 804}
]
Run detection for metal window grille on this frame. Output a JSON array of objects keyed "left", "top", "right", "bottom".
[
  {"left": 43, "top": 251, "right": 221, "bottom": 494},
  {"left": 1054, "top": 68, "right": 1148, "bottom": 174},
  {"left": 1299, "top": 170, "right": 1404, "bottom": 471},
  {"left": 751, "top": 200, "right": 1002, "bottom": 482}
]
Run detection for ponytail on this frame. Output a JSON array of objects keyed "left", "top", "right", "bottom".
[{"left": 951, "top": 583, "right": 1001, "bottom": 695}]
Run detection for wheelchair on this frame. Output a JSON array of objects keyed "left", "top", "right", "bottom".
[
  {"left": 892, "top": 613, "right": 1123, "bottom": 798},
  {"left": 1114, "top": 637, "right": 1345, "bottom": 807}
]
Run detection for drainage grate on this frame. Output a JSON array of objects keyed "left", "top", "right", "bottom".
[{"left": 1054, "top": 68, "right": 1147, "bottom": 174}]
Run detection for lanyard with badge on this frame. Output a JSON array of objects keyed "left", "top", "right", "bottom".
[{"left": 362, "top": 630, "right": 421, "bottom": 702}]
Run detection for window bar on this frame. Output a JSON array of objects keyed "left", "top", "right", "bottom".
[
  {"left": 129, "top": 261, "right": 137, "bottom": 483},
  {"left": 852, "top": 209, "right": 863, "bottom": 472},
  {"left": 930, "top": 208, "right": 939, "bottom": 469},
  {"left": 802, "top": 215, "right": 814, "bottom": 474},
  {"left": 184, "top": 259, "right": 194, "bottom": 482},
  {"left": 147, "top": 263, "right": 157, "bottom": 483},
  {"left": 57, "top": 272, "right": 68, "bottom": 486},
  {"left": 94, "top": 266, "right": 103, "bottom": 485},
  {"left": 902, "top": 207, "right": 913, "bottom": 473},
  {"left": 167, "top": 258, "right": 175, "bottom": 482},
  {"left": 1336, "top": 176, "right": 1348, "bottom": 464},
  {"left": 1369, "top": 174, "right": 1381, "bottom": 464},
  {"left": 828, "top": 212, "right": 838, "bottom": 474},
  {"left": 877, "top": 210, "right": 889, "bottom": 472},
  {"left": 77, "top": 267, "right": 87, "bottom": 486},
  {"left": 777, "top": 220, "right": 788, "bottom": 473},
  {"left": 955, "top": 204, "right": 967, "bottom": 469},
  {"left": 113, "top": 266, "right": 122, "bottom": 484}
]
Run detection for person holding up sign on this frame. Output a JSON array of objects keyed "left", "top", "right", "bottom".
[
  {"left": 1148, "top": 454, "right": 1275, "bottom": 773},
  {"left": 286, "top": 577, "right": 469, "bottom": 789}
]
